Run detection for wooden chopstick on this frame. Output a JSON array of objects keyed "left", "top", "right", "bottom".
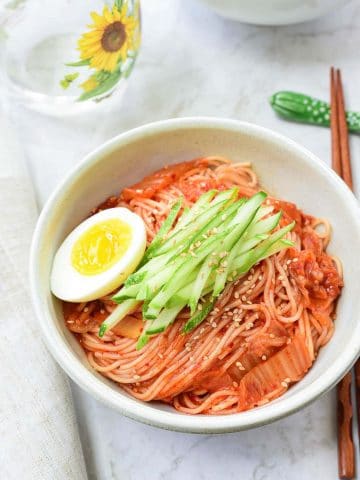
[
  {"left": 331, "top": 67, "right": 342, "bottom": 177},
  {"left": 336, "top": 70, "right": 353, "bottom": 190},
  {"left": 330, "top": 67, "right": 356, "bottom": 480}
]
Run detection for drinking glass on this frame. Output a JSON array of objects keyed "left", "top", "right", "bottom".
[{"left": 0, "top": 0, "right": 141, "bottom": 115}]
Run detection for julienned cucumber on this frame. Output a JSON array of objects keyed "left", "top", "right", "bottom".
[
  {"left": 270, "top": 91, "right": 360, "bottom": 133},
  {"left": 98, "top": 189, "right": 295, "bottom": 347}
]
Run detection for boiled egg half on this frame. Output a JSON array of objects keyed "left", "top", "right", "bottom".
[{"left": 51, "top": 207, "right": 146, "bottom": 302}]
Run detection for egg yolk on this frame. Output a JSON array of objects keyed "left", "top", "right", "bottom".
[{"left": 71, "top": 219, "right": 132, "bottom": 275}]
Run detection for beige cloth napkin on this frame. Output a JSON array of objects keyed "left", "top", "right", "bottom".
[{"left": 0, "top": 113, "right": 88, "bottom": 479}]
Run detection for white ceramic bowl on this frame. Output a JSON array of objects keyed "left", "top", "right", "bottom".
[
  {"left": 30, "top": 118, "right": 360, "bottom": 433},
  {"left": 196, "top": 0, "right": 351, "bottom": 26}
]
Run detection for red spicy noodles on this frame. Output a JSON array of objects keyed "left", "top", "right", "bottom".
[{"left": 64, "top": 157, "right": 342, "bottom": 414}]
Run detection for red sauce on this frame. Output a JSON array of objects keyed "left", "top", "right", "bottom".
[
  {"left": 269, "top": 198, "right": 313, "bottom": 235},
  {"left": 120, "top": 160, "right": 199, "bottom": 201},
  {"left": 288, "top": 232, "right": 342, "bottom": 311},
  {"left": 63, "top": 300, "right": 107, "bottom": 333},
  {"left": 180, "top": 178, "right": 220, "bottom": 203}
]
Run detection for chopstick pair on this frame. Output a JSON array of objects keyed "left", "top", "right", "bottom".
[{"left": 330, "top": 67, "right": 358, "bottom": 480}]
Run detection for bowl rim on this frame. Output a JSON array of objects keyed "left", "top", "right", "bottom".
[{"left": 30, "top": 117, "right": 360, "bottom": 433}]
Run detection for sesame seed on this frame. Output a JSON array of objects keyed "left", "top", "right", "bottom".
[
  {"left": 199, "top": 328, "right": 205, "bottom": 334},
  {"left": 84, "top": 307, "right": 89, "bottom": 313},
  {"left": 203, "top": 355, "right": 209, "bottom": 361},
  {"left": 234, "top": 292, "right": 240, "bottom": 299},
  {"left": 261, "top": 355, "right": 267, "bottom": 361},
  {"left": 281, "top": 381, "right": 288, "bottom": 388},
  {"left": 293, "top": 258, "right": 299, "bottom": 262},
  {"left": 190, "top": 356, "right": 195, "bottom": 362},
  {"left": 246, "top": 322, "right": 254, "bottom": 330},
  {"left": 133, "top": 375, "right": 141, "bottom": 380},
  {"left": 211, "top": 322, "right": 217, "bottom": 328},
  {"left": 284, "top": 378, "right": 291, "bottom": 383},
  {"left": 158, "top": 353, "right": 163, "bottom": 359},
  {"left": 278, "top": 275, "right": 283, "bottom": 281},
  {"left": 100, "top": 309, "right": 105, "bottom": 314},
  {"left": 232, "top": 381, "right": 239, "bottom": 387},
  {"left": 236, "top": 361, "right": 246, "bottom": 371},
  {"left": 269, "top": 333, "right": 275, "bottom": 339},
  {"left": 186, "top": 346, "right": 191, "bottom": 351},
  {"left": 258, "top": 275, "right": 263, "bottom": 281},
  {"left": 67, "top": 320, "right": 74, "bottom": 324},
  {"left": 286, "top": 259, "right": 292, "bottom": 265},
  {"left": 225, "top": 307, "right": 230, "bottom": 311},
  {"left": 241, "top": 295, "right": 247, "bottom": 301},
  {"left": 198, "top": 304, "right": 203, "bottom": 311},
  {"left": 246, "top": 300, "right": 252, "bottom": 305}
]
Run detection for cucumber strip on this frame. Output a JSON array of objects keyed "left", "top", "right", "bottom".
[
  {"left": 123, "top": 270, "right": 147, "bottom": 287},
  {"left": 140, "top": 197, "right": 183, "bottom": 264},
  {"left": 113, "top": 283, "right": 140, "bottom": 301},
  {"left": 258, "top": 238, "right": 294, "bottom": 260},
  {"left": 228, "top": 191, "right": 267, "bottom": 228},
  {"left": 210, "top": 212, "right": 281, "bottom": 297},
  {"left": 155, "top": 188, "right": 238, "bottom": 258},
  {"left": 147, "top": 193, "right": 264, "bottom": 319},
  {"left": 98, "top": 299, "right": 140, "bottom": 337},
  {"left": 136, "top": 325, "right": 151, "bottom": 350},
  {"left": 154, "top": 198, "right": 231, "bottom": 256},
  {"left": 144, "top": 230, "right": 229, "bottom": 319},
  {"left": 182, "top": 300, "right": 215, "bottom": 334},
  {"left": 112, "top": 253, "right": 173, "bottom": 301},
  {"left": 137, "top": 266, "right": 199, "bottom": 301},
  {"left": 254, "top": 205, "right": 274, "bottom": 222},
  {"left": 188, "top": 258, "right": 214, "bottom": 314},
  {"left": 116, "top": 194, "right": 242, "bottom": 301},
  {"left": 168, "top": 278, "right": 214, "bottom": 308},
  {"left": 247, "top": 212, "right": 282, "bottom": 237},
  {"left": 134, "top": 200, "right": 242, "bottom": 300},
  {"left": 232, "top": 222, "right": 295, "bottom": 274},
  {"left": 175, "top": 189, "right": 217, "bottom": 230},
  {"left": 145, "top": 303, "right": 185, "bottom": 335}
]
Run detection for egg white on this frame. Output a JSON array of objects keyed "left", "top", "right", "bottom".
[{"left": 50, "top": 207, "right": 146, "bottom": 302}]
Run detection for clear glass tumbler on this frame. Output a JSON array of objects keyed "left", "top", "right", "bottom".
[{"left": 0, "top": 0, "right": 141, "bottom": 115}]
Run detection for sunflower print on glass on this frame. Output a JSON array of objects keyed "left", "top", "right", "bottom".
[{"left": 62, "top": 0, "right": 141, "bottom": 102}]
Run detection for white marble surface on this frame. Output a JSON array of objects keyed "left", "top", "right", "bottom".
[{"left": 7, "top": 0, "right": 360, "bottom": 478}]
